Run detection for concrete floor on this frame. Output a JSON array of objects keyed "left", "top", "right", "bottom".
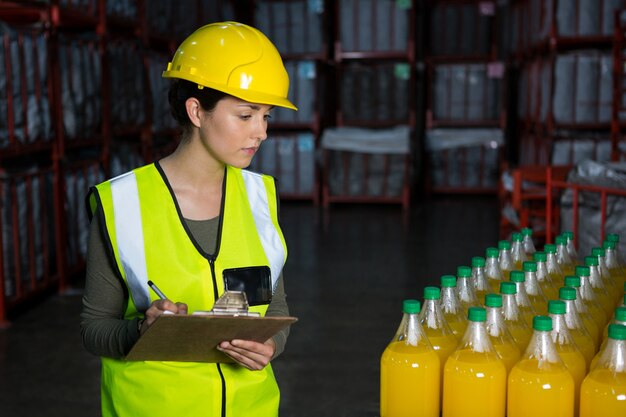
[{"left": 0, "top": 196, "right": 501, "bottom": 417}]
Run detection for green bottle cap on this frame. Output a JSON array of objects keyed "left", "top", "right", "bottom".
[
  {"left": 559, "top": 286, "right": 577, "bottom": 300},
  {"left": 584, "top": 256, "right": 599, "bottom": 267},
  {"left": 575, "top": 265, "right": 590, "bottom": 277},
  {"left": 512, "top": 232, "right": 523, "bottom": 241},
  {"left": 500, "top": 281, "right": 517, "bottom": 295},
  {"left": 457, "top": 266, "right": 472, "bottom": 278},
  {"left": 440, "top": 275, "right": 457, "bottom": 288},
  {"left": 468, "top": 306, "right": 487, "bottom": 322},
  {"left": 523, "top": 261, "right": 537, "bottom": 272},
  {"left": 403, "top": 299, "right": 420, "bottom": 314},
  {"left": 548, "top": 300, "right": 566, "bottom": 315},
  {"left": 485, "top": 293, "right": 502, "bottom": 308},
  {"left": 499, "top": 240, "right": 511, "bottom": 250},
  {"left": 424, "top": 286, "right": 441, "bottom": 300},
  {"left": 592, "top": 247, "right": 605, "bottom": 257},
  {"left": 607, "top": 233, "right": 620, "bottom": 243},
  {"left": 544, "top": 243, "right": 556, "bottom": 253},
  {"left": 534, "top": 315, "right": 553, "bottom": 331},
  {"left": 615, "top": 307, "right": 626, "bottom": 322},
  {"left": 555, "top": 235, "right": 567, "bottom": 245},
  {"left": 522, "top": 227, "right": 533, "bottom": 236},
  {"left": 603, "top": 240, "right": 616, "bottom": 249},
  {"left": 564, "top": 275, "right": 581, "bottom": 287},
  {"left": 607, "top": 324, "right": 626, "bottom": 341},
  {"left": 510, "top": 270, "right": 525, "bottom": 282},
  {"left": 486, "top": 247, "right": 499, "bottom": 258},
  {"left": 562, "top": 231, "right": 574, "bottom": 240},
  {"left": 533, "top": 251, "right": 547, "bottom": 262},
  {"left": 472, "top": 257, "right": 486, "bottom": 267}
]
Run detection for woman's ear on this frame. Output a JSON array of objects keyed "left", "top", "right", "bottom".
[{"left": 185, "top": 97, "right": 203, "bottom": 128}]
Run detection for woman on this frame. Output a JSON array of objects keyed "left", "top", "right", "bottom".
[{"left": 80, "top": 21, "right": 297, "bottom": 417}]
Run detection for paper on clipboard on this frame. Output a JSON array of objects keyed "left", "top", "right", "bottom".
[{"left": 125, "top": 314, "right": 297, "bottom": 363}]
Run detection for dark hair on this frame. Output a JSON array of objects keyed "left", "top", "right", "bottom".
[{"left": 168, "top": 79, "right": 229, "bottom": 135}]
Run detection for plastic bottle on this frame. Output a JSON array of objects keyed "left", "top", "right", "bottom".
[
  {"left": 485, "top": 247, "right": 504, "bottom": 292},
  {"left": 522, "top": 261, "right": 549, "bottom": 315},
  {"left": 556, "top": 235, "right": 576, "bottom": 276},
  {"left": 380, "top": 299, "right": 440, "bottom": 417},
  {"left": 574, "top": 266, "right": 609, "bottom": 327},
  {"left": 559, "top": 286, "right": 597, "bottom": 369},
  {"left": 547, "top": 300, "right": 586, "bottom": 416},
  {"left": 511, "top": 232, "right": 527, "bottom": 271},
  {"left": 606, "top": 233, "right": 626, "bottom": 266},
  {"left": 521, "top": 227, "right": 537, "bottom": 256},
  {"left": 533, "top": 251, "right": 559, "bottom": 300},
  {"left": 597, "top": 307, "right": 626, "bottom": 356},
  {"left": 580, "top": 324, "right": 626, "bottom": 417},
  {"left": 591, "top": 246, "right": 620, "bottom": 303},
  {"left": 562, "top": 231, "right": 580, "bottom": 265},
  {"left": 509, "top": 270, "right": 537, "bottom": 327},
  {"left": 562, "top": 275, "right": 602, "bottom": 347},
  {"left": 471, "top": 256, "right": 492, "bottom": 305},
  {"left": 604, "top": 240, "right": 626, "bottom": 295},
  {"left": 544, "top": 243, "right": 565, "bottom": 295},
  {"left": 443, "top": 307, "right": 507, "bottom": 417},
  {"left": 584, "top": 256, "right": 614, "bottom": 319},
  {"left": 456, "top": 266, "right": 480, "bottom": 315},
  {"left": 419, "top": 286, "right": 458, "bottom": 376},
  {"left": 500, "top": 281, "right": 532, "bottom": 352},
  {"left": 498, "top": 240, "right": 514, "bottom": 278},
  {"left": 485, "top": 293, "right": 521, "bottom": 373},
  {"left": 439, "top": 275, "right": 468, "bottom": 340},
  {"left": 507, "top": 316, "right": 575, "bottom": 417}
]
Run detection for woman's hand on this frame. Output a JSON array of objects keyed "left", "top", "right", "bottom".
[
  {"left": 139, "top": 299, "right": 188, "bottom": 335},
  {"left": 217, "top": 338, "right": 276, "bottom": 370}
]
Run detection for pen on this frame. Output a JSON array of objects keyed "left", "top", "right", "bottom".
[{"left": 147, "top": 280, "right": 168, "bottom": 300}]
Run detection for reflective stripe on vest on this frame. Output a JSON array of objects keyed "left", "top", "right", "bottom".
[{"left": 108, "top": 167, "right": 286, "bottom": 311}]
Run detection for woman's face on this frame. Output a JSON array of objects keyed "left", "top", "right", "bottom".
[{"left": 199, "top": 96, "right": 273, "bottom": 169}]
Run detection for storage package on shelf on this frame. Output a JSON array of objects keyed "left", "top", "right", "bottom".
[
  {"left": 560, "top": 160, "right": 626, "bottom": 257},
  {"left": 551, "top": 133, "right": 615, "bottom": 165},
  {"left": 271, "top": 60, "right": 317, "bottom": 125},
  {"left": 59, "top": 0, "right": 97, "bottom": 15},
  {"left": 64, "top": 159, "right": 105, "bottom": 270},
  {"left": 1, "top": 166, "right": 56, "bottom": 298},
  {"left": 255, "top": 0, "right": 325, "bottom": 57},
  {"left": 107, "top": 39, "right": 145, "bottom": 133},
  {"left": 199, "top": 0, "right": 237, "bottom": 23},
  {"left": 339, "top": 0, "right": 411, "bottom": 54},
  {"left": 59, "top": 32, "right": 102, "bottom": 140},
  {"left": 432, "top": 62, "right": 503, "bottom": 124},
  {"left": 0, "top": 22, "right": 53, "bottom": 149},
  {"left": 340, "top": 61, "right": 411, "bottom": 125},
  {"left": 247, "top": 132, "right": 315, "bottom": 196},
  {"left": 146, "top": 51, "right": 178, "bottom": 134},
  {"left": 321, "top": 125, "right": 410, "bottom": 197},
  {"left": 106, "top": 0, "right": 138, "bottom": 20},
  {"left": 146, "top": 0, "right": 202, "bottom": 42},
  {"left": 425, "top": 128, "right": 503, "bottom": 189},
  {"left": 109, "top": 142, "right": 145, "bottom": 178}
]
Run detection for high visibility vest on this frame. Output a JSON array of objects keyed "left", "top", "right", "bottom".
[{"left": 88, "top": 163, "right": 288, "bottom": 417}]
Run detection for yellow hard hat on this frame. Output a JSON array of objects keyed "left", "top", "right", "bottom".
[{"left": 162, "top": 21, "right": 297, "bottom": 111}]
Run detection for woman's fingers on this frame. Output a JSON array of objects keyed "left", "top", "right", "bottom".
[{"left": 218, "top": 339, "right": 276, "bottom": 370}]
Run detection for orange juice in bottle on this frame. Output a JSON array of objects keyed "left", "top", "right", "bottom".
[
  {"left": 456, "top": 266, "right": 480, "bottom": 316},
  {"left": 443, "top": 307, "right": 507, "bottom": 417},
  {"left": 471, "top": 256, "right": 492, "bottom": 305},
  {"left": 548, "top": 300, "right": 586, "bottom": 417},
  {"left": 510, "top": 270, "right": 537, "bottom": 327},
  {"left": 500, "top": 281, "right": 532, "bottom": 352},
  {"left": 498, "top": 240, "right": 515, "bottom": 278},
  {"left": 556, "top": 235, "right": 576, "bottom": 277},
  {"left": 521, "top": 227, "right": 537, "bottom": 256},
  {"left": 511, "top": 232, "right": 527, "bottom": 271},
  {"left": 507, "top": 316, "right": 575, "bottom": 417},
  {"left": 562, "top": 275, "right": 601, "bottom": 347},
  {"left": 580, "top": 324, "right": 626, "bottom": 417},
  {"left": 604, "top": 240, "right": 626, "bottom": 302},
  {"left": 562, "top": 231, "right": 580, "bottom": 265},
  {"left": 485, "top": 293, "right": 521, "bottom": 373},
  {"left": 522, "top": 261, "right": 548, "bottom": 315},
  {"left": 380, "top": 299, "right": 440, "bottom": 417},
  {"left": 439, "top": 275, "right": 468, "bottom": 340},
  {"left": 544, "top": 243, "right": 566, "bottom": 300},
  {"left": 592, "top": 306, "right": 626, "bottom": 368},
  {"left": 485, "top": 247, "right": 504, "bottom": 293},
  {"left": 585, "top": 256, "right": 614, "bottom": 318},
  {"left": 534, "top": 251, "right": 559, "bottom": 301},
  {"left": 576, "top": 265, "right": 611, "bottom": 324},
  {"left": 565, "top": 274, "right": 606, "bottom": 333},
  {"left": 592, "top": 246, "right": 621, "bottom": 304},
  {"left": 559, "top": 286, "right": 597, "bottom": 369}
]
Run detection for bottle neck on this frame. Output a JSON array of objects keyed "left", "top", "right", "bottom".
[
  {"left": 588, "top": 265, "right": 606, "bottom": 289},
  {"left": 457, "top": 277, "right": 478, "bottom": 303},
  {"left": 562, "top": 299, "right": 585, "bottom": 330},
  {"left": 549, "top": 313, "right": 576, "bottom": 346},
  {"left": 524, "top": 270, "right": 542, "bottom": 294},
  {"left": 566, "top": 240, "right": 578, "bottom": 261},
  {"left": 512, "top": 241, "right": 527, "bottom": 264},
  {"left": 578, "top": 275, "right": 596, "bottom": 300},
  {"left": 397, "top": 313, "right": 424, "bottom": 346},
  {"left": 526, "top": 329, "right": 563, "bottom": 364},
  {"left": 460, "top": 320, "right": 496, "bottom": 354},
  {"left": 535, "top": 261, "right": 549, "bottom": 283},
  {"left": 440, "top": 287, "right": 463, "bottom": 314},
  {"left": 514, "top": 281, "right": 533, "bottom": 307},
  {"left": 499, "top": 249, "right": 514, "bottom": 272},
  {"left": 595, "top": 339, "right": 626, "bottom": 373},
  {"left": 523, "top": 235, "right": 536, "bottom": 255},
  {"left": 546, "top": 252, "right": 563, "bottom": 276},
  {"left": 486, "top": 306, "right": 507, "bottom": 337},
  {"left": 472, "top": 266, "right": 490, "bottom": 291},
  {"left": 556, "top": 244, "right": 573, "bottom": 266},
  {"left": 605, "top": 248, "right": 622, "bottom": 269},
  {"left": 502, "top": 293, "right": 523, "bottom": 321},
  {"left": 485, "top": 257, "right": 503, "bottom": 280}
]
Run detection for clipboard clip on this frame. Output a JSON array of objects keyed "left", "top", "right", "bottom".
[{"left": 194, "top": 291, "right": 261, "bottom": 317}]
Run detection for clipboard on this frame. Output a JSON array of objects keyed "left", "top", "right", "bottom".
[{"left": 125, "top": 314, "right": 297, "bottom": 363}]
